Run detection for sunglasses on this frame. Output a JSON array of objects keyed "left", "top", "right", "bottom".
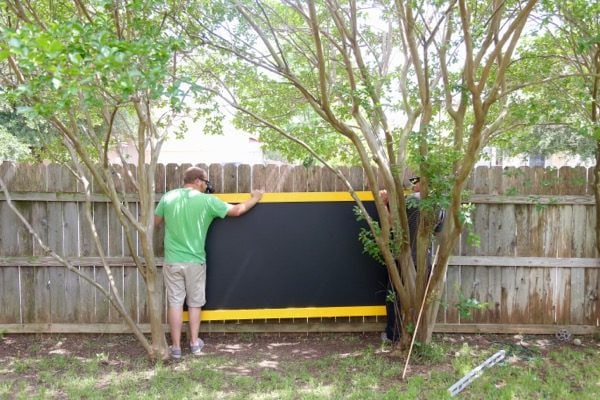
[{"left": 199, "top": 178, "right": 215, "bottom": 194}]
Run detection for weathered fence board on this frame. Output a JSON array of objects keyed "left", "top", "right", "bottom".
[
  {"left": 0, "top": 162, "right": 598, "bottom": 334},
  {"left": 500, "top": 266, "right": 516, "bottom": 324},
  {"left": 584, "top": 268, "right": 599, "bottom": 325}
]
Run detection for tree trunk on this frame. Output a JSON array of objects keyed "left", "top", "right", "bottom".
[
  {"left": 145, "top": 264, "right": 169, "bottom": 360},
  {"left": 418, "top": 269, "right": 448, "bottom": 343},
  {"left": 595, "top": 142, "right": 600, "bottom": 255}
]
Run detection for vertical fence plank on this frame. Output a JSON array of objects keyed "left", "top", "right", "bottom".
[
  {"left": 459, "top": 266, "right": 476, "bottom": 323},
  {"left": 585, "top": 205, "right": 598, "bottom": 258},
  {"left": 307, "top": 166, "right": 321, "bottom": 192},
  {"left": 555, "top": 267, "right": 572, "bottom": 324},
  {"left": 53, "top": 202, "right": 81, "bottom": 323},
  {"left": 500, "top": 266, "right": 516, "bottom": 324},
  {"left": 138, "top": 272, "right": 149, "bottom": 324},
  {"left": 20, "top": 174, "right": 46, "bottom": 324},
  {"left": 335, "top": 166, "right": 349, "bottom": 191},
  {"left": 321, "top": 167, "right": 336, "bottom": 191},
  {"left": 0, "top": 161, "right": 16, "bottom": 190},
  {"left": 123, "top": 265, "right": 138, "bottom": 323},
  {"left": 123, "top": 164, "right": 139, "bottom": 195},
  {"left": 570, "top": 205, "right": 589, "bottom": 324},
  {"left": 445, "top": 266, "right": 460, "bottom": 323},
  {"left": 154, "top": 163, "right": 166, "bottom": 194},
  {"left": 238, "top": 164, "right": 251, "bottom": 193},
  {"left": 472, "top": 166, "right": 491, "bottom": 194},
  {"left": 279, "top": 165, "right": 294, "bottom": 193},
  {"left": 252, "top": 165, "right": 266, "bottom": 191},
  {"left": 94, "top": 265, "right": 111, "bottom": 323},
  {"left": 223, "top": 163, "right": 237, "bottom": 193},
  {"left": 486, "top": 266, "right": 501, "bottom": 322},
  {"left": 293, "top": 166, "right": 307, "bottom": 192},
  {"left": 528, "top": 267, "right": 545, "bottom": 324},
  {"left": 349, "top": 166, "right": 364, "bottom": 191},
  {"left": 0, "top": 266, "right": 20, "bottom": 323},
  {"left": 0, "top": 196, "right": 21, "bottom": 256},
  {"left": 473, "top": 265, "right": 489, "bottom": 323},
  {"left": 107, "top": 203, "right": 130, "bottom": 324},
  {"left": 513, "top": 267, "right": 530, "bottom": 323},
  {"left": 208, "top": 163, "right": 223, "bottom": 193},
  {"left": 583, "top": 268, "right": 599, "bottom": 325},
  {"left": 488, "top": 202, "right": 515, "bottom": 322},
  {"left": 43, "top": 165, "right": 64, "bottom": 324},
  {"left": 488, "top": 166, "right": 503, "bottom": 194},
  {"left": 572, "top": 205, "right": 588, "bottom": 257},
  {"left": 166, "top": 163, "right": 181, "bottom": 191},
  {"left": 519, "top": 167, "right": 535, "bottom": 195},
  {"left": 569, "top": 267, "right": 585, "bottom": 325},
  {"left": 265, "top": 164, "right": 280, "bottom": 192}
]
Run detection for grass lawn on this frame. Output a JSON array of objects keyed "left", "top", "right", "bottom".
[{"left": 1, "top": 331, "right": 599, "bottom": 399}]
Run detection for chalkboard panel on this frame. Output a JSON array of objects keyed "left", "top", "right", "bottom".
[{"left": 204, "top": 193, "right": 388, "bottom": 311}]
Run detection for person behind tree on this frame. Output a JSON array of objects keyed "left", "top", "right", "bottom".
[{"left": 380, "top": 176, "right": 444, "bottom": 343}]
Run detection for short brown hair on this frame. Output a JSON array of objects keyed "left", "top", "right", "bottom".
[{"left": 183, "top": 167, "right": 207, "bottom": 184}]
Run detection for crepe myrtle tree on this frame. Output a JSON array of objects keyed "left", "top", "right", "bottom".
[
  {"left": 173, "top": 0, "right": 538, "bottom": 346},
  {"left": 0, "top": 0, "right": 215, "bottom": 360}
]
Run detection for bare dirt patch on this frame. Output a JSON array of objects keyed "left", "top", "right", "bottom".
[
  {"left": 1, "top": 331, "right": 595, "bottom": 371},
  {"left": 1, "top": 332, "right": 383, "bottom": 364}
]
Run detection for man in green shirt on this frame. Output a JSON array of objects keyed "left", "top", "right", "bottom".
[{"left": 155, "top": 166, "right": 263, "bottom": 359}]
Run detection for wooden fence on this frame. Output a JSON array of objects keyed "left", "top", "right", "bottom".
[{"left": 0, "top": 162, "right": 598, "bottom": 334}]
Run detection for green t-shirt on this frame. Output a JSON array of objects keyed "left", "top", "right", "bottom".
[{"left": 155, "top": 188, "right": 230, "bottom": 264}]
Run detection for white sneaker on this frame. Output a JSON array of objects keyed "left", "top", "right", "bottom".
[{"left": 190, "top": 339, "right": 205, "bottom": 355}]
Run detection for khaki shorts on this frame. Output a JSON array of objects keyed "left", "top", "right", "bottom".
[{"left": 163, "top": 263, "right": 207, "bottom": 307}]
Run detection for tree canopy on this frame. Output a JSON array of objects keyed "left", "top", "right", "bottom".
[{"left": 490, "top": 0, "right": 599, "bottom": 164}]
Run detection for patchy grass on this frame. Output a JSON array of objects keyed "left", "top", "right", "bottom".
[{"left": 1, "top": 333, "right": 599, "bottom": 399}]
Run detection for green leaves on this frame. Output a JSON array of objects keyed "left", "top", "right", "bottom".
[
  {"left": 2, "top": 13, "right": 190, "bottom": 118},
  {"left": 455, "top": 288, "right": 489, "bottom": 319},
  {"left": 0, "top": 0, "right": 212, "bottom": 165},
  {"left": 492, "top": 0, "right": 599, "bottom": 163}
]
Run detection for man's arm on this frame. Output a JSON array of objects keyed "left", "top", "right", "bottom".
[
  {"left": 227, "top": 190, "right": 263, "bottom": 217},
  {"left": 154, "top": 215, "right": 163, "bottom": 226}
]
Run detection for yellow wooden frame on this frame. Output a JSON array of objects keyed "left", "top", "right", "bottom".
[
  {"left": 185, "top": 191, "right": 385, "bottom": 322},
  {"left": 214, "top": 191, "right": 375, "bottom": 203},
  {"left": 184, "top": 305, "right": 386, "bottom": 321}
]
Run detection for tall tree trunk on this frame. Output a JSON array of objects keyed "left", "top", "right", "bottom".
[
  {"left": 145, "top": 264, "right": 169, "bottom": 360},
  {"left": 595, "top": 142, "right": 600, "bottom": 255}
]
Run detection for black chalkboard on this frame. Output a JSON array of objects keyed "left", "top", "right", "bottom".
[{"left": 204, "top": 198, "right": 388, "bottom": 310}]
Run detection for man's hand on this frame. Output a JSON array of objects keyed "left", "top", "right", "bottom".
[
  {"left": 251, "top": 189, "right": 264, "bottom": 201},
  {"left": 379, "top": 189, "right": 388, "bottom": 205},
  {"left": 227, "top": 189, "right": 264, "bottom": 217}
]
